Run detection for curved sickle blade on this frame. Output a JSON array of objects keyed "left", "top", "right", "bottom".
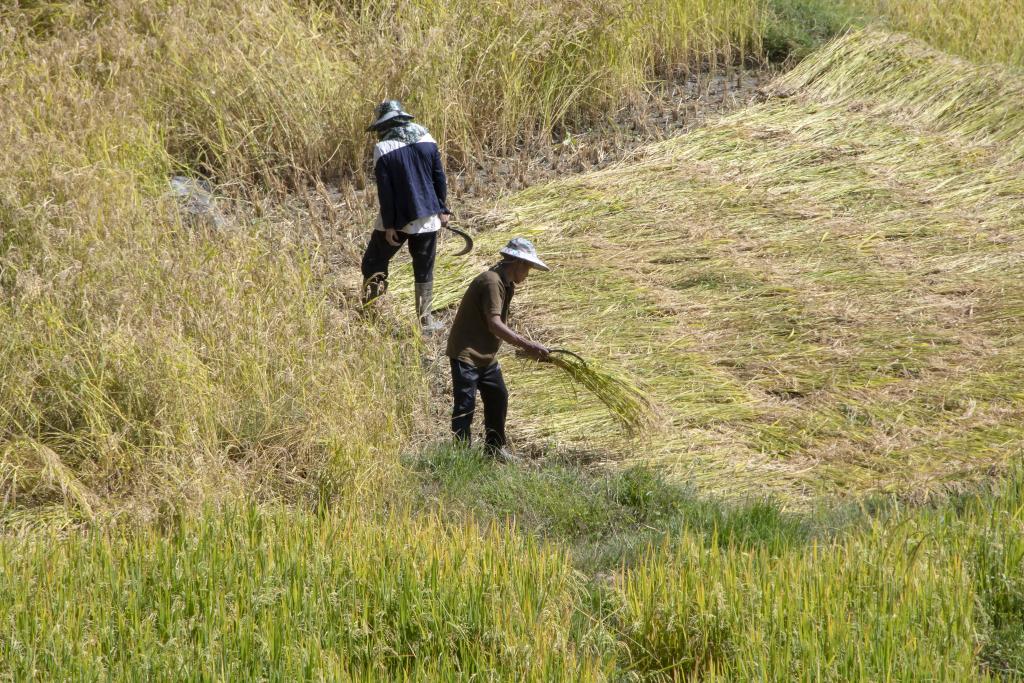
[{"left": 445, "top": 225, "right": 474, "bottom": 256}]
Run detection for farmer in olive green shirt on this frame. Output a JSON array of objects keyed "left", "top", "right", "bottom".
[{"left": 446, "top": 237, "right": 550, "bottom": 461}]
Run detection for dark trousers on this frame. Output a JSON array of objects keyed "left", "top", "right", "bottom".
[
  {"left": 360, "top": 229, "right": 437, "bottom": 284},
  {"left": 450, "top": 359, "right": 508, "bottom": 449}
]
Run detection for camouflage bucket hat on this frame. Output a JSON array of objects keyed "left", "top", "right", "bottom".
[{"left": 367, "top": 99, "right": 414, "bottom": 132}]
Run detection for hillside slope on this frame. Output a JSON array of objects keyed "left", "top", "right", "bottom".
[
  {"left": 3, "top": 20, "right": 1024, "bottom": 679},
  {"left": 419, "top": 30, "right": 1024, "bottom": 501},
  {"left": 0, "top": 0, "right": 776, "bottom": 526}
]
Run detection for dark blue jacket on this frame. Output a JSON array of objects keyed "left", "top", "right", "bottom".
[{"left": 373, "top": 133, "right": 449, "bottom": 230}]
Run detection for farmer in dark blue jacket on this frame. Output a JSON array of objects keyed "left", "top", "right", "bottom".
[{"left": 361, "top": 100, "right": 450, "bottom": 333}]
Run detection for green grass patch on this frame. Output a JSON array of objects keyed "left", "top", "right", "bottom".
[
  {"left": 3, "top": 470, "right": 1023, "bottom": 679},
  {"left": 410, "top": 444, "right": 859, "bottom": 572}
]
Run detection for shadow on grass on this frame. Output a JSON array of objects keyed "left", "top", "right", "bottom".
[{"left": 404, "top": 442, "right": 887, "bottom": 573}]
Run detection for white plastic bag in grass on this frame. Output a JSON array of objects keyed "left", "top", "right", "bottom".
[{"left": 169, "top": 176, "right": 226, "bottom": 229}]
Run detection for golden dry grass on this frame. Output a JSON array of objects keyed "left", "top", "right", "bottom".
[
  {"left": 847, "top": 0, "right": 1024, "bottom": 67},
  {"left": 0, "top": 0, "right": 775, "bottom": 526},
  {"left": 2, "top": 4, "right": 1024, "bottom": 678}
]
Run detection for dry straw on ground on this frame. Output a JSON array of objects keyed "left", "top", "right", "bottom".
[{"left": 416, "top": 30, "right": 1024, "bottom": 501}]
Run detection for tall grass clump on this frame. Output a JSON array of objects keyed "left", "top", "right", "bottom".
[
  {"left": 4, "top": 0, "right": 771, "bottom": 189},
  {"left": 311, "top": 0, "right": 766, "bottom": 161},
  {"left": 613, "top": 520, "right": 979, "bottom": 679},
  {"left": 0, "top": 5, "right": 436, "bottom": 526},
  {"left": 611, "top": 472, "right": 1024, "bottom": 680}
]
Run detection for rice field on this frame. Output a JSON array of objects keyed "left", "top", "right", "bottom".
[
  {"left": 3, "top": 1, "right": 1024, "bottom": 679},
  {"left": 2, "top": 471, "right": 1022, "bottom": 679},
  {"left": 0, "top": 0, "right": 780, "bottom": 527},
  {"left": 418, "top": 30, "right": 1024, "bottom": 501},
  {"left": 847, "top": 0, "right": 1024, "bottom": 67}
]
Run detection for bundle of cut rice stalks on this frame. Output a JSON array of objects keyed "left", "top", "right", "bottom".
[{"left": 543, "top": 349, "right": 661, "bottom": 436}]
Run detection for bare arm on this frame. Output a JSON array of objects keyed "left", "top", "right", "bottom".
[{"left": 488, "top": 314, "right": 548, "bottom": 360}]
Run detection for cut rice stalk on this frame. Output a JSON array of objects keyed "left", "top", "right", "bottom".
[{"left": 544, "top": 349, "right": 660, "bottom": 435}]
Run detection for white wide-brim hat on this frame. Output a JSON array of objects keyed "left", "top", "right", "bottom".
[{"left": 500, "top": 237, "right": 549, "bottom": 271}]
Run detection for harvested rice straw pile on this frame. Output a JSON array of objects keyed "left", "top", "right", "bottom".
[
  {"left": 390, "top": 29, "right": 1023, "bottom": 501},
  {"left": 482, "top": 29, "right": 1024, "bottom": 499},
  {"left": 544, "top": 350, "right": 660, "bottom": 435}
]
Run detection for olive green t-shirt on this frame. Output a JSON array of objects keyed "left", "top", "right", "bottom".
[{"left": 446, "top": 266, "right": 514, "bottom": 368}]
